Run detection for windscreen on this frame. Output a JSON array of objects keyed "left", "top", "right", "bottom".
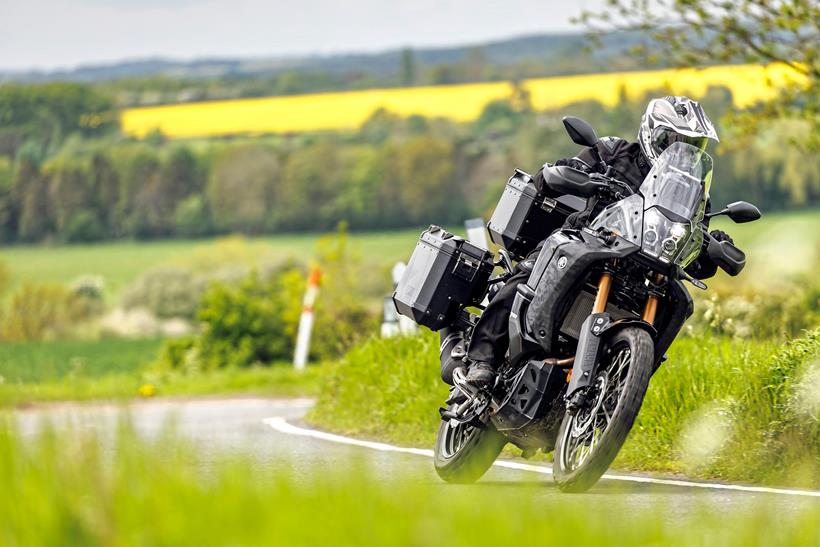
[{"left": 640, "top": 142, "right": 712, "bottom": 222}]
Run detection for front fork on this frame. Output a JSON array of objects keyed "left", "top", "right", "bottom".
[{"left": 566, "top": 266, "right": 661, "bottom": 402}]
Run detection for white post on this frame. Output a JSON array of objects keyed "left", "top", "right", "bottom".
[
  {"left": 465, "top": 218, "right": 490, "bottom": 306},
  {"left": 464, "top": 218, "right": 489, "bottom": 250},
  {"left": 293, "top": 265, "right": 321, "bottom": 370}
]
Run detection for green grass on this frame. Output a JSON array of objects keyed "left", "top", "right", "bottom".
[
  {"left": 0, "top": 338, "right": 162, "bottom": 383},
  {"left": 309, "top": 329, "right": 820, "bottom": 488},
  {"left": 0, "top": 228, "right": 426, "bottom": 299},
  {"left": 0, "top": 338, "right": 321, "bottom": 407},
  {"left": 0, "top": 424, "right": 817, "bottom": 547}
]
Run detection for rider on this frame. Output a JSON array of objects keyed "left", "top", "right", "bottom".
[{"left": 465, "top": 96, "right": 733, "bottom": 389}]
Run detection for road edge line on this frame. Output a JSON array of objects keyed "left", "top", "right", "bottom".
[{"left": 262, "top": 416, "right": 820, "bottom": 498}]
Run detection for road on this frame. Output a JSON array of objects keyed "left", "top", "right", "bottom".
[{"left": 11, "top": 397, "right": 820, "bottom": 515}]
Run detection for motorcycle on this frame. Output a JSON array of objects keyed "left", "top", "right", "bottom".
[{"left": 393, "top": 116, "right": 762, "bottom": 492}]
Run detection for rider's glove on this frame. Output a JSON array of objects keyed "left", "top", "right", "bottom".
[{"left": 710, "top": 230, "right": 734, "bottom": 245}]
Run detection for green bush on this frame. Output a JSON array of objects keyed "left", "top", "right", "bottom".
[
  {"left": 0, "top": 282, "right": 89, "bottom": 341},
  {"left": 173, "top": 195, "right": 212, "bottom": 238},
  {"left": 195, "top": 271, "right": 293, "bottom": 368},
  {"left": 120, "top": 266, "right": 207, "bottom": 320},
  {"left": 64, "top": 210, "right": 105, "bottom": 243}
]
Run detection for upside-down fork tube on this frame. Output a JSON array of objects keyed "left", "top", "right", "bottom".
[
  {"left": 566, "top": 271, "right": 613, "bottom": 396},
  {"left": 642, "top": 274, "right": 664, "bottom": 325}
]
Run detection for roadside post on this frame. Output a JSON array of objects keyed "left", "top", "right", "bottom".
[
  {"left": 293, "top": 265, "right": 321, "bottom": 370},
  {"left": 382, "top": 261, "right": 417, "bottom": 337},
  {"left": 465, "top": 218, "right": 491, "bottom": 306}
]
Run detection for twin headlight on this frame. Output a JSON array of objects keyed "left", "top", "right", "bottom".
[{"left": 641, "top": 207, "right": 691, "bottom": 264}]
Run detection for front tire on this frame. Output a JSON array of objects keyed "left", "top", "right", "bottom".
[
  {"left": 434, "top": 416, "right": 506, "bottom": 483},
  {"left": 553, "top": 327, "right": 653, "bottom": 492}
]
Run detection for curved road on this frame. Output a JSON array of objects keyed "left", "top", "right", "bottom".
[{"left": 12, "top": 397, "right": 820, "bottom": 514}]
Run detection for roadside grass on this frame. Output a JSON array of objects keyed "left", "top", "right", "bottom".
[
  {"left": 308, "top": 329, "right": 820, "bottom": 488},
  {"left": 1, "top": 424, "right": 817, "bottom": 547},
  {"left": 0, "top": 338, "right": 321, "bottom": 407}
]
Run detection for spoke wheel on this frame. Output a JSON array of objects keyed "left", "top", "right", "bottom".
[
  {"left": 553, "top": 327, "right": 654, "bottom": 493},
  {"left": 434, "top": 411, "right": 506, "bottom": 484}
]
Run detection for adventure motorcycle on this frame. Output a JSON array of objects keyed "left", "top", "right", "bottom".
[{"left": 393, "top": 117, "right": 761, "bottom": 492}]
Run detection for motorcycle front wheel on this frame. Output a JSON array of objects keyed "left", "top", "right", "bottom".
[
  {"left": 434, "top": 414, "right": 506, "bottom": 483},
  {"left": 553, "top": 327, "right": 654, "bottom": 493}
]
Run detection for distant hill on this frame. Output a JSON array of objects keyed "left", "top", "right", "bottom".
[{"left": 0, "top": 31, "right": 645, "bottom": 84}]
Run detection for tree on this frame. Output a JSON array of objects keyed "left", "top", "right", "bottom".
[
  {"left": 206, "top": 145, "right": 280, "bottom": 233},
  {"left": 579, "top": 0, "right": 819, "bottom": 148},
  {"left": 400, "top": 48, "right": 417, "bottom": 86}
]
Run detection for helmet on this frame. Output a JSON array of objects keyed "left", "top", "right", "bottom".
[{"left": 638, "top": 96, "right": 719, "bottom": 163}]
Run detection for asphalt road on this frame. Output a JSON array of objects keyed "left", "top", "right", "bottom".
[{"left": 11, "top": 397, "right": 820, "bottom": 515}]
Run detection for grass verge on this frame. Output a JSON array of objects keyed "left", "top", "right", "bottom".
[
  {"left": 0, "top": 338, "right": 321, "bottom": 407},
  {"left": 308, "top": 329, "right": 820, "bottom": 488},
  {"left": 1, "top": 424, "right": 817, "bottom": 547}
]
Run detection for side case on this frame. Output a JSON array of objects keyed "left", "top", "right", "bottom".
[
  {"left": 393, "top": 226, "right": 494, "bottom": 331},
  {"left": 487, "top": 169, "right": 586, "bottom": 260}
]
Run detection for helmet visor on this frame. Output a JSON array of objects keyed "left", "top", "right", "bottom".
[{"left": 651, "top": 127, "right": 709, "bottom": 157}]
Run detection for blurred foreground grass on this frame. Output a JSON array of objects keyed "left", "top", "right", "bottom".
[
  {"left": 0, "top": 423, "right": 817, "bottom": 547},
  {"left": 0, "top": 338, "right": 321, "bottom": 407}
]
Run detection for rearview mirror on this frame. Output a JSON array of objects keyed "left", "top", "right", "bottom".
[
  {"left": 725, "top": 201, "right": 761, "bottom": 223},
  {"left": 707, "top": 201, "right": 761, "bottom": 223},
  {"left": 562, "top": 116, "right": 598, "bottom": 148}
]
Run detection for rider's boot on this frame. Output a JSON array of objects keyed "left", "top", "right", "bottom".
[{"left": 465, "top": 361, "right": 496, "bottom": 391}]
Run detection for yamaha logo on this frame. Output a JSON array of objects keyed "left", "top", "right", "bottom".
[{"left": 557, "top": 256, "right": 568, "bottom": 269}]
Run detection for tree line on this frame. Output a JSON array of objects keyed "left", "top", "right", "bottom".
[{"left": 0, "top": 82, "right": 816, "bottom": 244}]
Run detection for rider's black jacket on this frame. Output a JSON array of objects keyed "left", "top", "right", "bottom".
[{"left": 531, "top": 137, "right": 723, "bottom": 280}]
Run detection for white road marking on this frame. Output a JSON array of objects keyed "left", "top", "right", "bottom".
[{"left": 263, "top": 417, "right": 820, "bottom": 498}]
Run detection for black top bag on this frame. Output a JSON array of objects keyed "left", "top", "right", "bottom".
[
  {"left": 393, "top": 226, "right": 493, "bottom": 330},
  {"left": 487, "top": 169, "right": 586, "bottom": 260}
]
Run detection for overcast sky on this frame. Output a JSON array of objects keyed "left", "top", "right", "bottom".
[{"left": 0, "top": 0, "right": 606, "bottom": 71}]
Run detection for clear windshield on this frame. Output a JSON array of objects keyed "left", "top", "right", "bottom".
[
  {"left": 591, "top": 142, "right": 713, "bottom": 267},
  {"left": 641, "top": 141, "right": 712, "bottom": 222}
]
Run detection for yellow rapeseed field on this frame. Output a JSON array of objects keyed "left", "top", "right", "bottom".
[{"left": 121, "top": 64, "right": 804, "bottom": 139}]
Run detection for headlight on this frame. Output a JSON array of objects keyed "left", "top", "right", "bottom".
[{"left": 641, "top": 207, "right": 691, "bottom": 263}]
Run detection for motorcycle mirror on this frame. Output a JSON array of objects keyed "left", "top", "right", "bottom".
[
  {"left": 562, "top": 116, "right": 599, "bottom": 148},
  {"left": 706, "top": 201, "right": 761, "bottom": 223},
  {"left": 725, "top": 201, "right": 762, "bottom": 223}
]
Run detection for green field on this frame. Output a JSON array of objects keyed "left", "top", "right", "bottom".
[
  {"left": 0, "top": 423, "right": 816, "bottom": 547},
  {"left": 1, "top": 209, "right": 817, "bottom": 300},
  {"left": 0, "top": 338, "right": 321, "bottom": 406}
]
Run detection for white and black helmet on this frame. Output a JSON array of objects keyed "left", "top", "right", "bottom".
[{"left": 638, "top": 96, "right": 719, "bottom": 163}]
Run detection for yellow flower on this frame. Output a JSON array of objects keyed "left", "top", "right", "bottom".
[{"left": 138, "top": 383, "right": 156, "bottom": 398}]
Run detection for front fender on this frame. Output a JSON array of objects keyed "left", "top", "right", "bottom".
[{"left": 599, "top": 318, "right": 657, "bottom": 339}]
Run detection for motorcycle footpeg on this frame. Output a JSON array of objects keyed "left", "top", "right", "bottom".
[
  {"left": 445, "top": 387, "right": 468, "bottom": 406},
  {"left": 451, "top": 367, "right": 482, "bottom": 400}
]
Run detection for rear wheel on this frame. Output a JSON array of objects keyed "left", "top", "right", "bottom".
[
  {"left": 434, "top": 415, "right": 506, "bottom": 483},
  {"left": 553, "top": 327, "right": 653, "bottom": 492}
]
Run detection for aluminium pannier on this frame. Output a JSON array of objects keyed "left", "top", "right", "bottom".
[
  {"left": 487, "top": 169, "right": 586, "bottom": 260},
  {"left": 393, "top": 225, "right": 493, "bottom": 330}
]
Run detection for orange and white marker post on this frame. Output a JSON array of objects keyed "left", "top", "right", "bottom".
[{"left": 293, "top": 265, "right": 321, "bottom": 371}]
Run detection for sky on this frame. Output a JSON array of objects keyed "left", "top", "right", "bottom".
[{"left": 0, "top": 0, "right": 606, "bottom": 72}]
